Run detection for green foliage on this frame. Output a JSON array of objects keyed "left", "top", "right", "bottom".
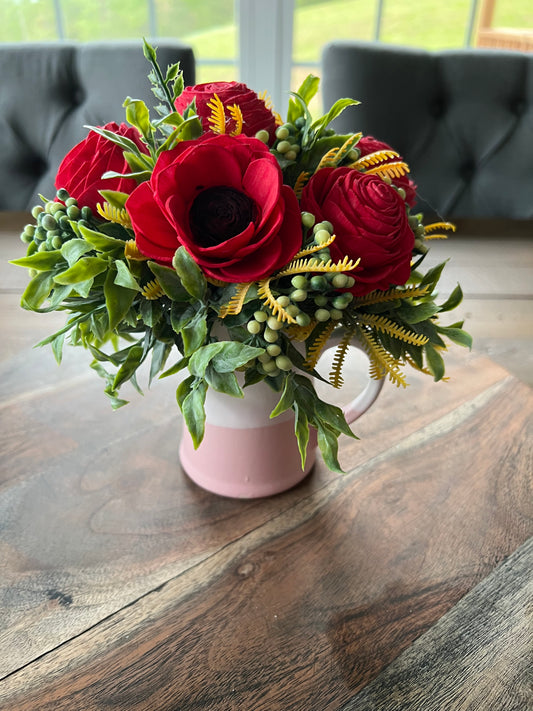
[{"left": 10, "top": 41, "right": 473, "bottom": 477}]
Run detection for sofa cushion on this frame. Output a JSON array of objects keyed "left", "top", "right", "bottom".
[
  {"left": 321, "top": 41, "right": 533, "bottom": 219},
  {"left": 0, "top": 40, "right": 195, "bottom": 210}
]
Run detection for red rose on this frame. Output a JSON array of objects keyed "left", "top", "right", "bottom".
[
  {"left": 357, "top": 136, "right": 418, "bottom": 208},
  {"left": 55, "top": 122, "right": 148, "bottom": 212},
  {"left": 174, "top": 82, "right": 277, "bottom": 142},
  {"left": 300, "top": 167, "right": 415, "bottom": 296},
  {"left": 126, "top": 133, "right": 302, "bottom": 283}
]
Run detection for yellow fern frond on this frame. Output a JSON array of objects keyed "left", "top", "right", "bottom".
[
  {"left": 315, "top": 148, "right": 339, "bottom": 171},
  {"left": 141, "top": 278, "right": 165, "bottom": 300},
  {"left": 293, "top": 171, "right": 310, "bottom": 199},
  {"left": 284, "top": 321, "right": 317, "bottom": 342},
  {"left": 258, "top": 90, "right": 283, "bottom": 125},
  {"left": 334, "top": 133, "right": 363, "bottom": 164},
  {"left": 425, "top": 222, "right": 456, "bottom": 234},
  {"left": 358, "top": 329, "right": 408, "bottom": 388},
  {"left": 353, "top": 284, "right": 430, "bottom": 306},
  {"left": 97, "top": 202, "right": 132, "bottom": 229},
  {"left": 328, "top": 329, "right": 355, "bottom": 388},
  {"left": 124, "top": 239, "right": 148, "bottom": 261},
  {"left": 228, "top": 104, "right": 244, "bottom": 136},
  {"left": 294, "top": 233, "right": 336, "bottom": 259},
  {"left": 276, "top": 255, "right": 359, "bottom": 278},
  {"left": 357, "top": 314, "right": 429, "bottom": 346},
  {"left": 257, "top": 278, "right": 297, "bottom": 324},
  {"left": 364, "top": 161, "right": 410, "bottom": 179},
  {"left": 304, "top": 320, "right": 337, "bottom": 370},
  {"left": 219, "top": 282, "right": 253, "bottom": 317},
  {"left": 207, "top": 94, "right": 226, "bottom": 134},
  {"left": 424, "top": 221, "right": 455, "bottom": 240},
  {"left": 206, "top": 276, "right": 228, "bottom": 287},
  {"left": 350, "top": 149, "right": 399, "bottom": 170}
]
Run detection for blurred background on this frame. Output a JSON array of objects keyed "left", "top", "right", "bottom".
[{"left": 2, "top": 0, "right": 532, "bottom": 114}]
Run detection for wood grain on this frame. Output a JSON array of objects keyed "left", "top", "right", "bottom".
[
  {"left": 1, "top": 213, "right": 532, "bottom": 708},
  {"left": 0, "top": 348, "right": 512, "bottom": 674},
  {"left": 1, "top": 371, "right": 531, "bottom": 709},
  {"left": 342, "top": 537, "right": 533, "bottom": 711}
]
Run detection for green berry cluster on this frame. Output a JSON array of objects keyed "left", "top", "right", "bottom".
[
  {"left": 408, "top": 212, "right": 428, "bottom": 253},
  {"left": 243, "top": 215, "right": 356, "bottom": 379},
  {"left": 20, "top": 189, "right": 94, "bottom": 253},
  {"left": 256, "top": 117, "right": 307, "bottom": 162}
]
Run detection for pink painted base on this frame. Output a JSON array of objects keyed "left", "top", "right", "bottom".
[{"left": 180, "top": 419, "right": 318, "bottom": 499}]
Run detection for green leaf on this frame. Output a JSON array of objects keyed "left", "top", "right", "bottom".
[
  {"left": 287, "top": 74, "right": 320, "bottom": 124},
  {"left": 310, "top": 98, "right": 360, "bottom": 135},
  {"left": 425, "top": 344, "right": 446, "bottom": 381},
  {"left": 122, "top": 150, "right": 154, "bottom": 173},
  {"left": 10, "top": 250, "right": 63, "bottom": 270},
  {"left": 114, "top": 260, "right": 141, "bottom": 291},
  {"left": 296, "top": 74, "right": 320, "bottom": 106},
  {"left": 315, "top": 399, "right": 355, "bottom": 439},
  {"left": 124, "top": 97, "right": 152, "bottom": 139},
  {"left": 172, "top": 246, "right": 206, "bottom": 301},
  {"left": 180, "top": 378, "right": 208, "bottom": 448},
  {"left": 436, "top": 326, "right": 473, "bottom": 349},
  {"left": 270, "top": 373, "right": 296, "bottom": 418},
  {"left": 419, "top": 261, "right": 448, "bottom": 291},
  {"left": 84, "top": 125, "right": 146, "bottom": 156},
  {"left": 149, "top": 340, "right": 171, "bottom": 385},
  {"left": 104, "top": 270, "right": 137, "bottom": 330},
  {"left": 188, "top": 342, "right": 226, "bottom": 377},
  {"left": 54, "top": 256, "right": 108, "bottom": 285},
  {"left": 142, "top": 38, "right": 157, "bottom": 63},
  {"left": 72, "top": 278, "right": 95, "bottom": 299},
  {"left": 20, "top": 271, "right": 54, "bottom": 310},
  {"left": 439, "top": 284, "right": 464, "bottom": 312},
  {"left": 293, "top": 402, "right": 310, "bottom": 470},
  {"left": 139, "top": 299, "right": 163, "bottom": 328},
  {"left": 60, "top": 238, "right": 93, "bottom": 266},
  {"left": 98, "top": 190, "right": 131, "bottom": 210},
  {"left": 77, "top": 224, "right": 127, "bottom": 253},
  {"left": 205, "top": 364, "right": 243, "bottom": 397},
  {"left": 165, "top": 62, "right": 180, "bottom": 83},
  {"left": 160, "top": 356, "right": 189, "bottom": 379},
  {"left": 172, "top": 72, "right": 184, "bottom": 101},
  {"left": 176, "top": 373, "right": 194, "bottom": 408},
  {"left": 189, "top": 341, "right": 263, "bottom": 378},
  {"left": 211, "top": 342, "right": 264, "bottom": 373},
  {"left": 181, "top": 308, "right": 208, "bottom": 356},
  {"left": 148, "top": 261, "right": 189, "bottom": 301},
  {"left": 112, "top": 345, "right": 144, "bottom": 389},
  {"left": 317, "top": 423, "right": 343, "bottom": 474},
  {"left": 50, "top": 332, "right": 65, "bottom": 365},
  {"left": 399, "top": 301, "right": 441, "bottom": 324}
]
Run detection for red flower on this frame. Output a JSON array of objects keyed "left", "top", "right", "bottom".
[
  {"left": 300, "top": 167, "right": 415, "bottom": 296},
  {"left": 126, "top": 133, "right": 302, "bottom": 283},
  {"left": 174, "top": 82, "right": 277, "bottom": 142},
  {"left": 357, "top": 136, "right": 418, "bottom": 208},
  {"left": 55, "top": 122, "right": 147, "bottom": 212}
]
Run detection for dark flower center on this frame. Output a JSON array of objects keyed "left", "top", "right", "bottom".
[{"left": 189, "top": 186, "right": 258, "bottom": 248}]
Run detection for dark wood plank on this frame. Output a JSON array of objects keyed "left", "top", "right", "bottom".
[
  {"left": 1, "top": 373, "right": 531, "bottom": 709},
  {"left": 0, "top": 348, "right": 511, "bottom": 674},
  {"left": 343, "top": 537, "right": 533, "bottom": 711}
]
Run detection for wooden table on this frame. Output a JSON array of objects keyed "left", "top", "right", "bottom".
[{"left": 1, "top": 212, "right": 532, "bottom": 710}]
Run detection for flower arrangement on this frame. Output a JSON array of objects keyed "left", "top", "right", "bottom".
[{"left": 12, "top": 41, "right": 471, "bottom": 473}]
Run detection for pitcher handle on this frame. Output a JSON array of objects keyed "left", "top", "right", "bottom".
[{"left": 322, "top": 329, "right": 385, "bottom": 425}]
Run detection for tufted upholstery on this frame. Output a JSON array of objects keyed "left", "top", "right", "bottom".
[
  {"left": 0, "top": 40, "right": 195, "bottom": 211},
  {"left": 321, "top": 41, "right": 533, "bottom": 220}
]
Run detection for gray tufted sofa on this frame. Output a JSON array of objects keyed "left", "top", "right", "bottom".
[
  {"left": 0, "top": 40, "right": 195, "bottom": 211},
  {"left": 321, "top": 41, "right": 533, "bottom": 221}
]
